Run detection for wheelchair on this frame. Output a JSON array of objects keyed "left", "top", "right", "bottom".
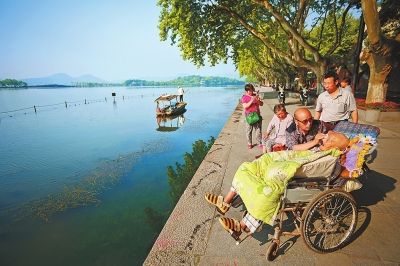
[{"left": 231, "top": 121, "right": 380, "bottom": 261}]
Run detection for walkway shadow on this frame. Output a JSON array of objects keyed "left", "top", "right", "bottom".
[
  {"left": 350, "top": 207, "right": 371, "bottom": 242},
  {"left": 352, "top": 170, "right": 396, "bottom": 207},
  {"left": 343, "top": 170, "right": 396, "bottom": 246}
]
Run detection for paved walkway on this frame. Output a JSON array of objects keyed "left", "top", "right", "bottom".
[{"left": 145, "top": 96, "right": 400, "bottom": 265}]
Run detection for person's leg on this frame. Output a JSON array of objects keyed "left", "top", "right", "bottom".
[
  {"left": 255, "top": 120, "right": 262, "bottom": 147},
  {"left": 266, "top": 139, "right": 275, "bottom": 153},
  {"left": 245, "top": 122, "right": 253, "bottom": 148},
  {"left": 223, "top": 190, "right": 236, "bottom": 204},
  {"left": 205, "top": 191, "right": 236, "bottom": 215}
]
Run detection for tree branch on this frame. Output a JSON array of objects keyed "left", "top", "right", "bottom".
[{"left": 254, "top": 0, "right": 323, "bottom": 62}]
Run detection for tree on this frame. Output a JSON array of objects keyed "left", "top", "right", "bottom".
[
  {"left": 360, "top": 0, "right": 400, "bottom": 104},
  {"left": 158, "top": 0, "right": 359, "bottom": 88},
  {"left": 0, "top": 79, "right": 27, "bottom": 88}
]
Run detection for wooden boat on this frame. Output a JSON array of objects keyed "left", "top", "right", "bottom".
[{"left": 155, "top": 94, "right": 187, "bottom": 116}]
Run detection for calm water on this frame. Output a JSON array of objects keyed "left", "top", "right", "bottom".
[{"left": 0, "top": 86, "right": 242, "bottom": 265}]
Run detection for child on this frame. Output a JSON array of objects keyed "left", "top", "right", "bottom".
[{"left": 261, "top": 104, "right": 293, "bottom": 153}]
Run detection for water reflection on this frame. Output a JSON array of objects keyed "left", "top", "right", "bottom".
[
  {"left": 166, "top": 136, "right": 214, "bottom": 204},
  {"left": 143, "top": 137, "right": 214, "bottom": 236},
  {"left": 156, "top": 111, "right": 186, "bottom": 132}
]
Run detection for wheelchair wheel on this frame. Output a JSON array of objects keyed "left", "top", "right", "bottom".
[
  {"left": 266, "top": 241, "right": 278, "bottom": 261},
  {"left": 301, "top": 189, "right": 357, "bottom": 253}
]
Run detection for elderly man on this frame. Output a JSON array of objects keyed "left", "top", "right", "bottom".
[
  {"left": 315, "top": 71, "right": 358, "bottom": 125},
  {"left": 204, "top": 130, "right": 351, "bottom": 235},
  {"left": 286, "top": 108, "right": 330, "bottom": 151}
]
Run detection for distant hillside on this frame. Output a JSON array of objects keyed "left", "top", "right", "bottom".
[
  {"left": 23, "top": 73, "right": 104, "bottom": 86},
  {"left": 124, "top": 75, "right": 244, "bottom": 87}
]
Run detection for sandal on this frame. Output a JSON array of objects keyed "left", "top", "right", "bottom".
[
  {"left": 219, "top": 217, "right": 241, "bottom": 233},
  {"left": 204, "top": 193, "right": 230, "bottom": 215}
]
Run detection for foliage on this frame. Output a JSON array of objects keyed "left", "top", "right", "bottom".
[
  {"left": 0, "top": 79, "right": 27, "bottom": 88},
  {"left": 356, "top": 98, "right": 400, "bottom": 111},
  {"left": 74, "top": 82, "right": 122, "bottom": 87},
  {"left": 167, "top": 137, "right": 215, "bottom": 204},
  {"left": 307, "top": 11, "right": 360, "bottom": 61},
  {"left": 124, "top": 75, "right": 244, "bottom": 87},
  {"left": 157, "top": 0, "right": 359, "bottom": 83}
]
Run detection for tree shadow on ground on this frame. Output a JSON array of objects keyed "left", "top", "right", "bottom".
[
  {"left": 352, "top": 170, "right": 396, "bottom": 206},
  {"left": 346, "top": 170, "right": 396, "bottom": 245}
]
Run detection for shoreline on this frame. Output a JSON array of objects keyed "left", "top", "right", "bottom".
[{"left": 144, "top": 97, "right": 400, "bottom": 265}]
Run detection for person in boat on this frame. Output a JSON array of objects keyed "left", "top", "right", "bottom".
[
  {"left": 156, "top": 101, "right": 163, "bottom": 113},
  {"left": 204, "top": 131, "right": 350, "bottom": 235},
  {"left": 178, "top": 86, "right": 185, "bottom": 102}
]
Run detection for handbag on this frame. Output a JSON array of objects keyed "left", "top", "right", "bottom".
[{"left": 246, "top": 112, "right": 260, "bottom": 125}]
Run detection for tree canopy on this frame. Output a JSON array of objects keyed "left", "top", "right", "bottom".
[
  {"left": 158, "top": 0, "right": 360, "bottom": 85},
  {"left": 0, "top": 79, "right": 27, "bottom": 88}
]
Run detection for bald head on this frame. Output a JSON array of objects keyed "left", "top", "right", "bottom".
[
  {"left": 319, "top": 131, "right": 349, "bottom": 151},
  {"left": 294, "top": 108, "right": 312, "bottom": 121}
]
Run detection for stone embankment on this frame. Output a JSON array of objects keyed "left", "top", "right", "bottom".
[{"left": 145, "top": 96, "right": 400, "bottom": 265}]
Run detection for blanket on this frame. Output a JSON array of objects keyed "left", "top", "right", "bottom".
[{"left": 232, "top": 149, "right": 341, "bottom": 225}]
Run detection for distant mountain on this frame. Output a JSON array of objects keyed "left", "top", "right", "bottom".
[{"left": 23, "top": 73, "right": 105, "bottom": 86}]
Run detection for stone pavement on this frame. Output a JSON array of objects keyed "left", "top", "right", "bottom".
[{"left": 145, "top": 95, "right": 400, "bottom": 265}]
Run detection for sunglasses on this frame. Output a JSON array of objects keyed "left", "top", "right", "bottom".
[{"left": 296, "top": 117, "right": 313, "bottom": 124}]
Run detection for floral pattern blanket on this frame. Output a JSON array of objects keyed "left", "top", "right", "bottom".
[{"left": 232, "top": 149, "right": 341, "bottom": 225}]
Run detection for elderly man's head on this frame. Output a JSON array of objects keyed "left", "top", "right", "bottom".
[
  {"left": 294, "top": 108, "right": 313, "bottom": 133},
  {"left": 319, "top": 131, "right": 349, "bottom": 151}
]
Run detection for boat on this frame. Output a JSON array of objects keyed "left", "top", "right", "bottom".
[{"left": 155, "top": 94, "right": 187, "bottom": 116}]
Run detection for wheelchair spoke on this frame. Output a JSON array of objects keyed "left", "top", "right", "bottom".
[{"left": 301, "top": 189, "right": 358, "bottom": 253}]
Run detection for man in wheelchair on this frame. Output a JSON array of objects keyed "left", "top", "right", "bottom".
[{"left": 205, "top": 130, "right": 353, "bottom": 235}]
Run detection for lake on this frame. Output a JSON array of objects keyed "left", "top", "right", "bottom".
[{"left": 0, "top": 86, "right": 242, "bottom": 265}]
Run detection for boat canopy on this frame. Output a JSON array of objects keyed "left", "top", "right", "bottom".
[{"left": 154, "top": 94, "right": 178, "bottom": 102}]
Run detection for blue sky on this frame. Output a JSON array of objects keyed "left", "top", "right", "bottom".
[{"left": 0, "top": 0, "right": 238, "bottom": 81}]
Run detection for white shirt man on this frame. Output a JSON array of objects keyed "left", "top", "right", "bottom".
[{"left": 178, "top": 87, "right": 185, "bottom": 102}]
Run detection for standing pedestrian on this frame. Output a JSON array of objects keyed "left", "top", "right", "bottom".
[
  {"left": 241, "top": 83, "right": 263, "bottom": 149},
  {"left": 315, "top": 71, "right": 358, "bottom": 126}
]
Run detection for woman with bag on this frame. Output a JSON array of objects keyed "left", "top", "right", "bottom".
[{"left": 241, "top": 83, "right": 263, "bottom": 149}]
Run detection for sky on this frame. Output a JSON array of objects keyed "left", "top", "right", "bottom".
[{"left": 0, "top": 0, "right": 238, "bottom": 81}]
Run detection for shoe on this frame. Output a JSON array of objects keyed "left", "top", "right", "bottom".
[
  {"left": 204, "top": 193, "right": 230, "bottom": 215},
  {"left": 255, "top": 154, "right": 263, "bottom": 159},
  {"left": 248, "top": 144, "right": 253, "bottom": 149},
  {"left": 219, "top": 217, "right": 241, "bottom": 233}
]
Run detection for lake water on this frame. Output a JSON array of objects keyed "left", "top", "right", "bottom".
[{"left": 0, "top": 86, "right": 242, "bottom": 265}]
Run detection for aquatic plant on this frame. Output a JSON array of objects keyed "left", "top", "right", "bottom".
[
  {"left": 167, "top": 136, "right": 215, "bottom": 204},
  {"left": 14, "top": 139, "right": 169, "bottom": 222}
]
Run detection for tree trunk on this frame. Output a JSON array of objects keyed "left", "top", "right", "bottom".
[
  {"left": 361, "top": 0, "right": 399, "bottom": 104},
  {"left": 313, "top": 62, "right": 328, "bottom": 95},
  {"left": 361, "top": 48, "right": 390, "bottom": 103}
]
